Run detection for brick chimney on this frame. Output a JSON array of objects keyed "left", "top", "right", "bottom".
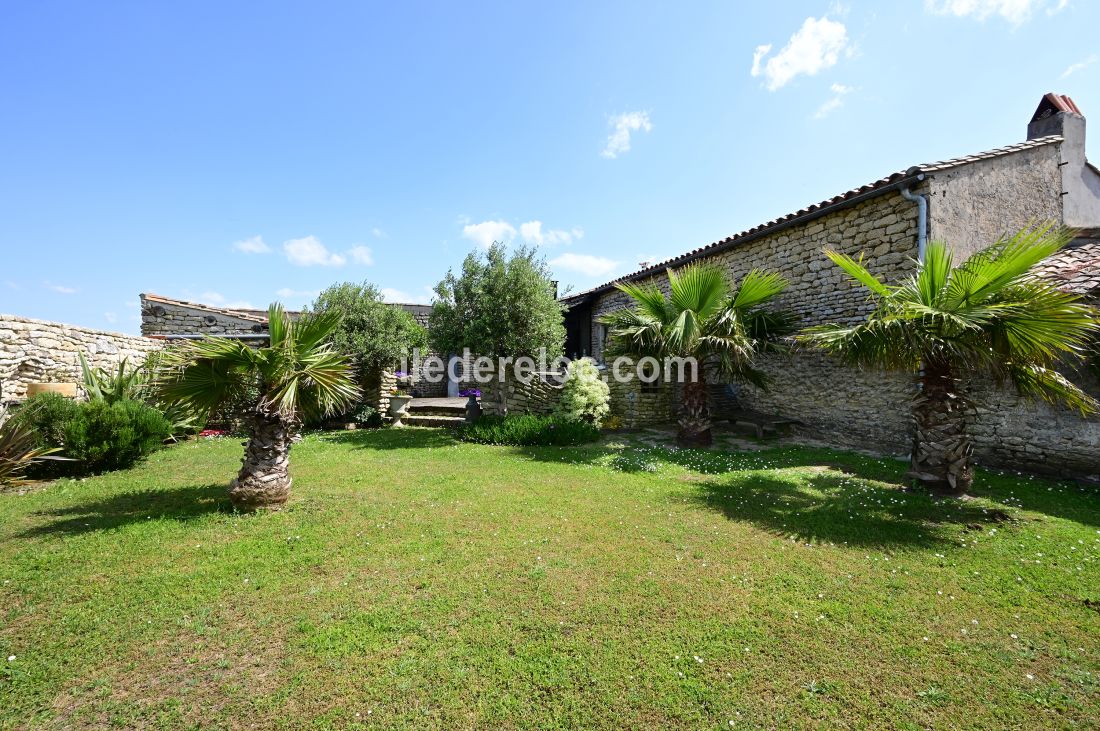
[{"left": 1028, "top": 93, "right": 1100, "bottom": 227}]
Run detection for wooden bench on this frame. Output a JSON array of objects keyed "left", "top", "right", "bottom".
[{"left": 724, "top": 408, "right": 803, "bottom": 439}]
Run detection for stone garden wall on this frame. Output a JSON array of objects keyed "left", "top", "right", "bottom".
[
  {"left": 0, "top": 314, "right": 162, "bottom": 402},
  {"left": 480, "top": 373, "right": 562, "bottom": 417}
]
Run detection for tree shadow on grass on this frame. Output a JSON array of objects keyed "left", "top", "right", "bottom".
[
  {"left": 686, "top": 471, "right": 1004, "bottom": 548},
  {"left": 20, "top": 482, "right": 231, "bottom": 537},
  {"left": 516, "top": 440, "right": 1100, "bottom": 542}
]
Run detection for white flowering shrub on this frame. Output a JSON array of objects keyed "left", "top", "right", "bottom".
[{"left": 555, "top": 358, "right": 610, "bottom": 425}]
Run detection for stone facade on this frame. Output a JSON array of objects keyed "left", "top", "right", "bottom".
[
  {"left": 0, "top": 314, "right": 162, "bottom": 402},
  {"left": 570, "top": 123, "right": 1100, "bottom": 479}
]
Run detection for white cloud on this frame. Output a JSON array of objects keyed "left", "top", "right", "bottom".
[
  {"left": 200, "top": 291, "right": 254, "bottom": 310},
  {"left": 232, "top": 235, "right": 271, "bottom": 254},
  {"left": 380, "top": 287, "right": 416, "bottom": 303},
  {"left": 275, "top": 287, "right": 318, "bottom": 301},
  {"left": 751, "top": 16, "right": 849, "bottom": 91},
  {"left": 371, "top": 227, "right": 386, "bottom": 238},
  {"left": 601, "top": 111, "right": 652, "bottom": 159},
  {"left": 1061, "top": 54, "right": 1098, "bottom": 78},
  {"left": 283, "top": 236, "right": 347, "bottom": 267},
  {"left": 549, "top": 252, "right": 620, "bottom": 277},
  {"left": 814, "top": 83, "right": 855, "bottom": 119},
  {"left": 519, "top": 221, "right": 583, "bottom": 247},
  {"left": 924, "top": 0, "right": 1062, "bottom": 24},
  {"left": 104, "top": 312, "right": 117, "bottom": 324},
  {"left": 44, "top": 281, "right": 77, "bottom": 295},
  {"left": 348, "top": 245, "right": 374, "bottom": 265},
  {"left": 462, "top": 220, "right": 517, "bottom": 248}
]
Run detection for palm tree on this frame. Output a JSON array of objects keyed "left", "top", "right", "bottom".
[
  {"left": 156, "top": 304, "right": 359, "bottom": 510},
  {"left": 801, "top": 225, "right": 1099, "bottom": 496},
  {"left": 601, "top": 263, "right": 794, "bottom": 447}
]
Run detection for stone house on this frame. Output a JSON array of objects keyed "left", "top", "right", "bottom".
[
  {"left": 139, "top": 293, "right": 447, "bottom": 409},
  {"left": 561, "top": 94, "right": 1100, "bottom": 478}
]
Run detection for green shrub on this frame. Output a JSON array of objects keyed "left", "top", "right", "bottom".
[
  {"left": 62, "top": 400, "right": 172, "bottom": 473},
  {"left": 12, "top": 394, "right": 170, "bottom": 476},
  {"left": 458, "top": 414, "right": 600, "bottom": 447}
]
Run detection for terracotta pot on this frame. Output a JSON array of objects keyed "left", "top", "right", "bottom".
[{"left": 26, "top": 383, "right": 78, "bottom": 398}]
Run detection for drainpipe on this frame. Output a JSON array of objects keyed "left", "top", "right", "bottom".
[{"left": 899, "top": 171, "right": 928, "bottom": 261}]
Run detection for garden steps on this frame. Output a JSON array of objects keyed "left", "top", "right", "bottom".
[
  {"left": 402, "top": 397, "right": 469, "bottom": 428},
  {"left": 402, "top": 414, "right": 466, "bottom": 428}
]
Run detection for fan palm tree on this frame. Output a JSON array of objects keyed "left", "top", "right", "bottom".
[
  {"left": 601, "top": 263, "right": 794, "bottom": 447},
  {"left": 801, "top": 225, "right": 1099, "bottom": 495},
  {"left": 156, "top": 304, "right": 359, "bottom": 511}
]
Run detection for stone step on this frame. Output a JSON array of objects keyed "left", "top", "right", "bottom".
[
  {"left": 407, "top": 405, "right": 467, "bottom": 417},
  {"left": 402, "top": 414, "right": 467, "bottom": 428}
]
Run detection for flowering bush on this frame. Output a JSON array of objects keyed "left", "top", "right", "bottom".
[{"left": 554, "top": 358, "right": 610, "bottom": 425}]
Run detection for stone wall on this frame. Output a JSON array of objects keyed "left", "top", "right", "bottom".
[
  {"left": 140, "top": 295, "right": 267, "bottom": 337},
  {"left": 0, "top": 314, "right": 162, "bottom": 402},
  {"left": 480, "top": 373, "right": 563, "bottom": 417},
  {"left": 607, "top": 376, "right": 674, "bottom": 428},
  {"left": 929, "top": 143, "right": 1064, "bottom": 261},
  {"left": 591, "top": 187, "right": 922, "bottom": 449}
]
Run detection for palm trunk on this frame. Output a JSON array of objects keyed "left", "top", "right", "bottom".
[
  {"left": 678, "top": 376, "right": 713, "bottom": 447},
  {"left": 229, "top": 406, "right": 294, "bottom": 511},
  {"left": 909, "top": 359, "right": 973, "bottom": 496}
]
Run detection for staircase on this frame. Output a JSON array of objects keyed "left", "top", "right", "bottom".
[{"left": 402, "top": 397, "right": 468, "bottom": 428}]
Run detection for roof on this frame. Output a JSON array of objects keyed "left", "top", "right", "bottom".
[
  {"left": 141, "top": 293, "right": 273, "bottom": 323},
  {"left": 140, "top": 293, "right": 431, "bottom": 321},
  {"left": 561, "top": 135, "right": 1065, "bottom": 304},
  {"left": 1031, "top": 229, "right": 1100, "bottom": 297}
]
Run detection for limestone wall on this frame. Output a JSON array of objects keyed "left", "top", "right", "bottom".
[
  {"left": 0, "top": 314, "right": 162, "bottom": 402},
  {"left": 591, "top": 187, "right": 922, "bottom": 449},
  {"left": 480, "top": 374, "right": 563, "bottom": 417}
]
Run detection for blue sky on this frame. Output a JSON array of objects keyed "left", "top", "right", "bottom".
[{"left": 2, "top": 0, "right": 1098, "bottom": 333}]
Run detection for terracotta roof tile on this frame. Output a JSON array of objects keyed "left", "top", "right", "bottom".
[{"left": 1031, "top": 230, "right": 1100, "bottom": 297}]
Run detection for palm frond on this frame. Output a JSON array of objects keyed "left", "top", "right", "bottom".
[
  {"left": 1009, "top": 363, "right": 1099, "bottom": 416},
  {"left": 822, "top": 249, "right": 890, "bottom": 297},
  {"left": 731, "top": 269, "right": 788, "bottom": 310},
  {"left": 667, "top": 263, "right": 729, "bottom": 320}
]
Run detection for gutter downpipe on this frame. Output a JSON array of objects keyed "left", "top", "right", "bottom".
[
  {"left": 900, "top": 173, "right": 929, "bottom": 421},
  {"left": 899, "top": 171, "right": 928, "bottom": 262}
]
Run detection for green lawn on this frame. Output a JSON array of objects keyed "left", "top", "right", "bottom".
[{"left": 1, "top": 429, "right": 1097, "bottom": 730}]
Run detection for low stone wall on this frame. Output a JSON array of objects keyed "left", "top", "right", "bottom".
[
  {"left": 0, "top": 314, "right": 162, "bottom": 402},
  {"left": 607, "top": 377, "right": 674, "bottom": 428},
  {"left": 480, "top": 374, "right": 562, "bottom": 417}
]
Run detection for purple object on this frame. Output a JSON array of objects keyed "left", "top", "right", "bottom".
[{"left": 459, "top": 388, "right": 481, "bottom": 398}]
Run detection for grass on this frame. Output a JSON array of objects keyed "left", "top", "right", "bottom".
[{"left": 0, "top": 428, "right": 1097, "bottom": 729}]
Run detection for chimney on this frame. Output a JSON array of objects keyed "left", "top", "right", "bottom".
[
  {"left": 1027, "top": 93, "right": 1099, "bottom": 228},
  {"left": 1027, "top": 92, "right": 1084, "bottom": 142}
]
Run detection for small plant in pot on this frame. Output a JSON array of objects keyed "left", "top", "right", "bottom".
[
  {"left": 459, "top": 387, "right": 482, "bottom": 422},
  {"left": 388, "top": 372, "right": 414, "bottom": 427}
]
